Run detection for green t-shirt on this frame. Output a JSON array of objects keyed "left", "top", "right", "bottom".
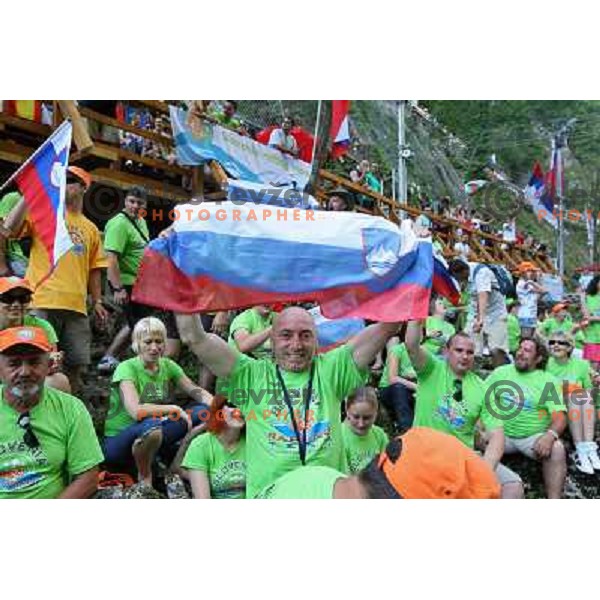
[
  {"left": 539, "top": 316, "right": 574, "bottom": 338},
  {"left": 0, "top": 315, "right": 58, "bottom": 345},
  {"left": 575, "top": 330, "right": 585, "bottom": 350},
  {"left": 256, "top": 466, "right": 344, "bottom": 499},
  {"left": 507, "top": 314, "right": 521, "bottom": 353},
  {"left": 584, "top": 295, "right": 600, "bottom": 344},
  {"left": 228, "top": 344, "right": 368, "bottom": 498},
  {"left": 182, "top": 433, "right": 246, "bottom": 499},
  {"left": 104, "top": 356, "right": 185, "bottom": 437},
  {"left": 379, "top": 343, "right": 416, "bottom": 388},
  {"left": 484, "top": 365, "right": 565, "bottom": 439},
  {"left": 211, "top": 111, "right": 242, "bottom": 130},
  {"left": 341, "top": 421, "right": 387, "bottom": 474},
  {"left": 423, "top": 316, "right": 456, "bottom": 355},
  {"left": 103, "top": 213, "right": 149, "bottom": 285},
  {"left": 546, "top": 357, "right": 593, "bottom": 389},
  {"left": 0, "top": 192, "right": 27, "bottom": 262},
  {"left": 23, "top": 315, "right": 58, "bottom": 345},
  {"left": 228, "top": 308, "right": 272, "bottom": 360},
  {"left": 0, "top": 386, "right": 103, "bottom": 498},
  {"left": 413, "top": 350, "right": 501, "bottom": 448}
]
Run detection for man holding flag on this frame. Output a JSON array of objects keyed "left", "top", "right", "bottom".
[
  {"left": 0, "top": 134, "right": 108, "bottom": 394},
  {"left": 176, "top": 306, "right": 400, "bottom": 498}
]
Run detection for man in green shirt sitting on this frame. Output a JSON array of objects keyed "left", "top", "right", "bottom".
[
  {"left": 405, "top": 320, "right": 524, "bottom": 499},
  {"left": 177, "top": 306, "right": 400, "bottom": 498},
  {"left": 0, "top": 326, "right": 103, "bottom": 498},
  {"left": 484, "top": 337, "right": 567, "bottom": 498}
]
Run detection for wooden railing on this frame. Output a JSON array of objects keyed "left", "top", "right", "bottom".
[{"left": 0, "top": 101, "right": 555, "bottom": 273}]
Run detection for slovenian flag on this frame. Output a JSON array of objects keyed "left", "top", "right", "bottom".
[
  {"left": 433, "top": 256, "right": 461, "bottom": 305},
  {"left": 11, "top": 120, "right": 74, "bottom": 268},
  {"left": 330, "top": 100, "right": 351, "bottom": 159},
  {"left": 308, "top": 306, "right": 365, "bottom": 352},
  {"left": 133, "top": 202, "right": 436, "bottom": 322}
]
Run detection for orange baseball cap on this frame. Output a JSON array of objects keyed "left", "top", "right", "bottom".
[
  {"left": 67, "top": 166, "right": 92, "bottom": 189},
  {"left": 552, "top": 303, "right": 568, "bottom": 314},
  {"left": 0, "top": 326, "right": 52, "bottom": 353},
  {"left": 517, "top": 261, "right": 538, "bottom": 273},
  {"left": 0, "top": 276, "right": 33, "bottom": 296},
  {"left": 377, "top": 427, "right": 500, "bottom": 499}
]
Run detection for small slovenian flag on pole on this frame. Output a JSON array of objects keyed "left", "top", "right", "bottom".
[
  {"left": 10, "top": 120, "right": 74, "bottom": 268},
  {"left": 330, "top": 100, "right": 351, "bottom": 159}
]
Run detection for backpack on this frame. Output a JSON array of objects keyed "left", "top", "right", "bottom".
[{"left": 473, "top": 263, "right": 515, "bottom": 298}]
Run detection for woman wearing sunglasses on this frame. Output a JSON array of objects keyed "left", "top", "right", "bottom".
[{"left": 546, "top": 331, "right": 600, "bottom": 474}]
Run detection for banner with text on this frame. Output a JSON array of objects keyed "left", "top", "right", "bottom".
[{"left": 170, "top": 106, "right": 312, "bottom": 190}]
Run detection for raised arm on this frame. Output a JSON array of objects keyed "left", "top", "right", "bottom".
[
  {"left": 405, "top": 320, "right": 428, "bottom": 372},
  {"left": 348, "top": 322, "right": 400, "bottom": 371},
  {"left": 176, "top": 313, "right": 238, "bottom": 378}
]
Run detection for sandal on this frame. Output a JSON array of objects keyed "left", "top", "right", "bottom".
[{"left": 97, "top": 355, "right": 119, "bottom": 373}]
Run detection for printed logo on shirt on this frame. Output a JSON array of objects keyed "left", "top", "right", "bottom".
[
  {"left": 68, "top": 227, "right": 85, "bottom": 256},
  {"left": 0, "top": 440, "right": 49, "bottom": 493},
  {"left": 436, "top": 393, "right": 468, "bottom": 429},
  {"left": 212, "top": 460, "right": 246, "bottom": 499}
]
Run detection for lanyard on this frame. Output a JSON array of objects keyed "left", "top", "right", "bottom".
[{"left": 275, "top": 362, "right": 315, "bottom": 465}]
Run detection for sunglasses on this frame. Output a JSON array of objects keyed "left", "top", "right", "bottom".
[
  {"left": 549, "top": 341, "right": 570, "bottom": 348},
  {"left": 453, "top": 379, "right": 463, "bottom": 403},
  {"left": 17, "top": 412, "right": 40, "bottom": 449},
  {"left": 0, "top": 294, "right": 31, "bottom": 305}
]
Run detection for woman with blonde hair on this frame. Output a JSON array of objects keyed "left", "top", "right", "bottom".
[{"left": 102, "top": 317, "right": 212, "bottom": 487}]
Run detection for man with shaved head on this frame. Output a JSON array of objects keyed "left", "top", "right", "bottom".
[{"left": 177, "top": 307, "right": 398, "bottom": 497}]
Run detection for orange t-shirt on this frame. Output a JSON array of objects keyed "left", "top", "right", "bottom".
[{"left": 19, "top": 210, "right": 108, "bottom": 315}]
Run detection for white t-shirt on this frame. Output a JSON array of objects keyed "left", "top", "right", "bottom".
[
  {"left": 453, "top": 242, "right": 470, "bottom": 261},
  {"left": 516, "top": 279, "right": 539, "bottom": 321},
  {"left": 268, "top": 129, "right": 298, "bottom": 154}
]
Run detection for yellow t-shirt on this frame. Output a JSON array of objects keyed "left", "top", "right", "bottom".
[{"left": 19, "top": 211, "right": 108, "bottom": 315}]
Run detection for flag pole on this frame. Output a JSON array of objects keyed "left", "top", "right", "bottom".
[
  {"left": 310, "top": 100, "right": 323, "bottom": 164},
  {"left": 0, "top": 119, "right": 71, "bottom": 195}
]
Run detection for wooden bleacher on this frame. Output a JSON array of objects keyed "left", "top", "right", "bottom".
[{"left": 0, "top": 100, "right": 554, "bottom": 273}]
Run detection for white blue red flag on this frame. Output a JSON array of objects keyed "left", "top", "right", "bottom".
[
  {"left": 133, "top": 202, "right": 439, "bottom": 322},
  {"left": 524, "top": 160, "right": 557, "bottom": 228},
  {"left": 11, "top": 120, "right": 74, "bottom": 267},
  {"left": 330, "top": 101, "right": 351, "bottom": 159}
]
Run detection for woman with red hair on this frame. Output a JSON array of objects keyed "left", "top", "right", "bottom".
[{"left": 180, "top": 395, "right": 246, "bottom": 499}]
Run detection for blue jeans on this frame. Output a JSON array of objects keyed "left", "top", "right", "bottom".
[
  {"left": 380, "top": 384, "right": 415, "bottom": 434},
  {"left": 102, "top": 403, "right": 209, "bottom": 468}
]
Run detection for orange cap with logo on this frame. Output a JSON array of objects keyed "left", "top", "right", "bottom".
[
  {"left": 0, "top": 326, "right": 52, "bottom": 353},
  {"left": 0, "top": 276, "right": 33, "bottom": 296},
  {"left": 67, "top": 166, "right": 92, "bottom": 189},
  {"left": 377, "top": 427, "right": 500, "bottom": 499}
]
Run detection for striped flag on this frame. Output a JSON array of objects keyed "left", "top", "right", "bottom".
[
  {"left": 330, "top": 101, "right": 351, "bottom": 159},
  {"left": 9, "top": 121, "right": 74, "bottom": 268},
  {"left": 133, "top": 202, "right": 435, "bottom": 322}
]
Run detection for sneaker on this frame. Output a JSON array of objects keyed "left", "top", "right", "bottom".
[
  {"left": 586, "top": 443, "right": 600, "bottom": 471},
  {"left": 97, "top": 355, "right": 119, "bottom": 374},
  {"left": 574, "top": 448, "right": 595, "bottom": 475}
]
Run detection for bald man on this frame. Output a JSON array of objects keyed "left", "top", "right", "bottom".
[{"left": 177, "top": 307, "right": 398, "bottom": 497}]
